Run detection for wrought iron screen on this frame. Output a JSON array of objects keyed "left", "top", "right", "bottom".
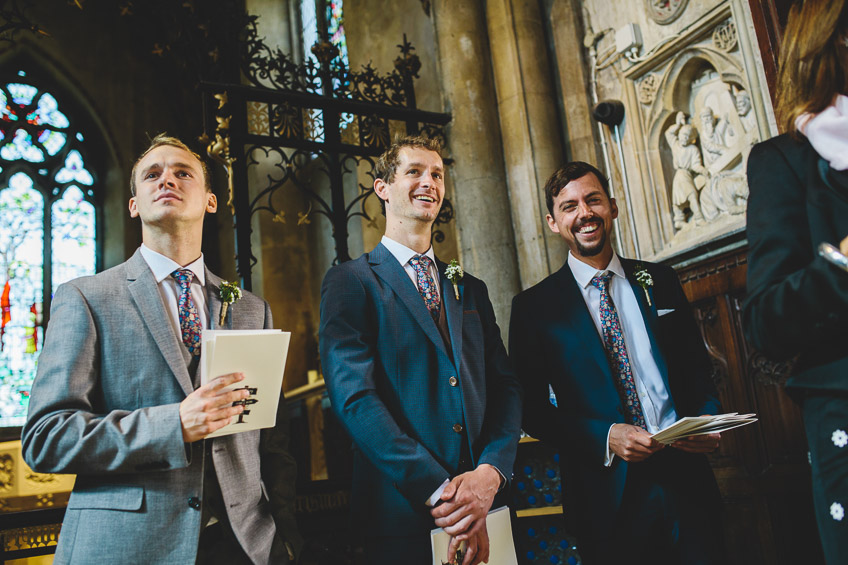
[{"left": 201, "top": 21, "right": 452, "bottom": 289}]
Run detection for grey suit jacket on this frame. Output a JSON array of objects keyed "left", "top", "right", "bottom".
[{"left": 22, "top": 249, "right": 300, "bottom": 564}]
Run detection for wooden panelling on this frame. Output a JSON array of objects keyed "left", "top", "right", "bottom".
[{"left": 677, "top": 248, "right": 823, "bottom": 565}]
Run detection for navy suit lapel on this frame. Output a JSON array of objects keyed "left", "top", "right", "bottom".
[
  {"left": 438, "top": 259, "right": 463, "bottom": 367},
  {"left": 552, "top": 264, "right": 612, "bottom": 381},
  {"left": 621, "top": 259, "right": 670, "bottom": 388},
  {"left": 125, "top": 250, "right": 195, "bottom": 397},
  {"left": 369, "top": 243, "right": 452, "bottom": 360}
]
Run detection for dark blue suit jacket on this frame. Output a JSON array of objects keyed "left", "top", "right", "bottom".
[
  {"left": 319, "top": 243, "right": 522, "bottom": 536},
  {"left": 509, "top": 258, "right": 720, "bottom": 539}
]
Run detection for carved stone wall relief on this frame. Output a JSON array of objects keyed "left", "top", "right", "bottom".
[{"left": 620, "top": 4, "right": 768, "bottom": 261}]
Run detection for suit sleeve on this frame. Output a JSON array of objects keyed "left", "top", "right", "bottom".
[
  {"left": 319, "top": 266, "right": 451, "bottom": 506},
  {"left": 742, "top": 140, "right": 848, "bottom": 360},
  {"left": 259, "top": 301, "right": 304, "bottom": 557},
  {"left": 21, "top": 282, "right": 189, "bottom": 475},
  {"left": 509, "top": 293, "right": 561, "bottom": 447},
  {"left": 471, "top": 279, "right": 523, "bottom": 480}
]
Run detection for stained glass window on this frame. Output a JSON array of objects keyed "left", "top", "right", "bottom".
[
  {"left": 301, "top": 0, "right": 349, "bottom": 69},
  {"left": 0, "top": 73, "right": 97, "bottom": 428}
]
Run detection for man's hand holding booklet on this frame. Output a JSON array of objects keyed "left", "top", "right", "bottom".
[
  {"left": 651, "top": 412, "right": 757, "bottom": 445},
  {"left": 200, "top": 329, "right": 291, "bottom": 438}
]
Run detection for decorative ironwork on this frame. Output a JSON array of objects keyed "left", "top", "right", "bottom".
[
  {"left": 204, "top": 26, "right": 452, "bottom": 288},
  {"left": 0, "top": 1, "right": 48, "bottom": 43},
  {"left": 4, "top": 523, "right": 60, "bottom": 551}
]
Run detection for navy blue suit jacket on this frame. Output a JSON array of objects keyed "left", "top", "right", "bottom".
[
  {"left": 509, "top": 258, "right": 720, "bottom": 538},
  {"left": 319, "top": 243, "right": 522, "bottom": 536}
]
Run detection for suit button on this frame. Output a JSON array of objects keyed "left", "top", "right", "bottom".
[
  {"left": 188, "top": 496, "right": 201, "bottom": 510},
  {"left": 453, "top": 423, "right": 463, "bottom": 433},
  {"left": 449, "top": 376, "right": 458, "bottom": 387}
]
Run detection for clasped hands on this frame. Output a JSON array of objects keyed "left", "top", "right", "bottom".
[
  {"left": 430, "top": 464, "right": 501, "bottom": 565},
  {"left": 179, "top": 372, "right": 250, "bottom": 442},
  {"left": 610, "top": 419, "right": 721, "bottom": 463}
]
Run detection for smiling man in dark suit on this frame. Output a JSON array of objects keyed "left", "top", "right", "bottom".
[
  {"left": 509, "top": 161, "right": 726, "bottom": 565},
  {"left": 319, "top": 135, "right": 522, "bottom": 565}
]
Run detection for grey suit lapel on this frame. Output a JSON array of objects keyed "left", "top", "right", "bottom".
[
  {"left": 369, "top": 243, "right": 452, "bottom": 360},
  {"left": 125, "top": 250, "right": 195, "bottom": 397},
  {"left": 438, "top": 259, "right": 463, "bottom": 368},
  {"left": 205, "top": 271, "right": 230, "bottom": 330}
]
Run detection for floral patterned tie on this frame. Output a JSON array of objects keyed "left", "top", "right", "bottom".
[
  {"left": 590, "top": 272, "right": 647, "bottom": 430},
  {"left": 409, "top": 255, "right": 440, "bottom": 319},
  {"left": 172, "top": 269, "right": 202, "bottom": 357}
]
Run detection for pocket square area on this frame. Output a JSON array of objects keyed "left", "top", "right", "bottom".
[{"left": 658, "top": 309, "right": 675, "bottom": 316}]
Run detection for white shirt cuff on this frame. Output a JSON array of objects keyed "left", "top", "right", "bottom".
[
  {"left": 426, "top": 478, "right": 451, "bottom": 507},
  {"left": 604, "top": 424, "right": 616, "bottom": 467}
]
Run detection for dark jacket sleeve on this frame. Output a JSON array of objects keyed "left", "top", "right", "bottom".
[
  {"left": 259, "top": 301, "right": 304, "bottom": 557},
  {"left": 742, "top": 137, "right": 848, "bottom": 361}
]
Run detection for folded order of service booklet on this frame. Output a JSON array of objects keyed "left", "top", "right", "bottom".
[
  {"left": 430, "top": 506, "right": 518, "bottom": 565},
  {"left": 200, "top": 329, "right": 291, "bottom": 439}
]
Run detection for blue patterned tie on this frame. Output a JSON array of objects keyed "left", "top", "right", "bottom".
[
  {"left": 409, "top": 255, "right": 440, "bottom": 319},
  {"left": 172, "top": 269, "right": 202, "bottom": 357},
  {"left": 590, "top": 272, "right": 647, "bottom": 429}
]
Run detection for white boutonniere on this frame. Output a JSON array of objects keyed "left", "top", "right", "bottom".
[
  {"left": 219, "top": 280, "right": 243, "bottom": 325},
  {"left": 634, "top": 264, "right": 654, "bottom": 306},
  {"left": 445, "top": 259, "right": 464, "bottom": 301}
]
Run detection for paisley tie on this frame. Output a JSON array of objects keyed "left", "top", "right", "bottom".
[
  {"left": 409, "top": 255, "right": 440, "bottom": 319},
  {"left": 172, "top": 269, "right": 202, "bottom": 357},
  {"left": 590, "top": 272, "right": 647, "bottom": 429}
]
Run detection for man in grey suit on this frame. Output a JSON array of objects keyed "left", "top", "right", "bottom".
[
  {"left": 319, "top": 136, "right": 522, "bottom": 565},
  {"left": 22, "top": 135, "right": 301, "bottom": 564}
]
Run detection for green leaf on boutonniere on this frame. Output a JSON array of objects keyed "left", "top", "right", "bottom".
[
  {"left": 218, "top": 280, "right": 243, "bottom": 325},
  {"left": 634, "top": 264, "right": 654, "bottom": 307},
  {"left": 445, "top": 259, "right": 464, "bottom": 301}
]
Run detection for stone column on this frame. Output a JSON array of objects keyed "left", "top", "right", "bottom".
[
  {"left": 486, "top": 0, "right": 569, "bottom": 288},
  {"left": 432, "top": 0, "right": 521, "bottom": 333}
]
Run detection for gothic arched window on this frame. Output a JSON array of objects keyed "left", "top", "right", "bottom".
[{"left": 0, "top": 70, "right": 98, "bottom": 427}]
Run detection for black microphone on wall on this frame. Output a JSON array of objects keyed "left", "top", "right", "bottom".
[{"left": 592, "top": 100, "right": 625, "bottom": 127}]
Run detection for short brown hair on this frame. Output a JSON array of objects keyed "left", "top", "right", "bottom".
[
  {"left": 776, "top": 0, "right": 848, "bottom": 135},
  {"left": 374, "top": 134, "right": 443, "bottom": 183},
  {"left": 544, "top": 161, "right": 610, "bottom": 215},
  {"left": 130, "top": 133, "right": 211, "bottom": 195}
]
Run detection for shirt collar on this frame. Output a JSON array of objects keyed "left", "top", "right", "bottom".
[
  {"left": 567, "top": 251, "right": 626, "bottom": 289},
  {"left": 381, "top": 235, "right": 437, "bottom": 268},
  {"left": 139, "top": 244, "right": 206, "bottom": 286}
]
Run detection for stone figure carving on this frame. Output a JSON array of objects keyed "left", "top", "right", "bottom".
[
  {"left": 700, "top": 171, "right": 749, "bottom": 221},
  {"left": 734, "top": 87, "right": 757, "bottom": 134},
  {"left": 666, "top": 112, "right": 707, "bottom": 230},
  {"left": 698, "top": 106, "right": 731, "bottom": 165}
]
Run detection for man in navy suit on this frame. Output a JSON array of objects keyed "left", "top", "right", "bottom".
[
  {"left": 319, "top": 136, "right": 522, "bottom": 565},
  {"left": 509, "top": 161, "right": 725, "bottom": 564}
]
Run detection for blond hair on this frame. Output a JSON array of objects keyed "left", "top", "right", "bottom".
[
  {"left": 130, "top": 133, "right": 211, "bottom": 195},
  {"left": 776, "top": 0, "right": 848, "bottom": 135}
]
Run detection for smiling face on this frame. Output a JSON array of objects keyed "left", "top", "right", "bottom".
[
  {"left": 128, "top": 144, "right": 217, "bottom": 231},
  {"left": 374, "top": 146, "right": 445, "bottom": 229},
  {"left": 546, "top": 171, "right": 618, "bottom": 268}
]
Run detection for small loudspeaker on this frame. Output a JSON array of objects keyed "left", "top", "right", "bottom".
[{"left": 592, "top": 100, "right": 625, "bottom": 126}]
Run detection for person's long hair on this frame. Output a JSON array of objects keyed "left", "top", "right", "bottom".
[{"left": 775, "top": 0, "right": 848, "bottom": 135}]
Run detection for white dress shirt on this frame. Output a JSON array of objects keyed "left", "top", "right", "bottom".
[
  {"left": 139, "top": 244, "right": 208, "bottom": 341},
  {"left": 380, "top": 235, "right": 441, "bottom": 298},
  {"left": 567, "top": 252, "right": 678, "bottom": 466}
]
